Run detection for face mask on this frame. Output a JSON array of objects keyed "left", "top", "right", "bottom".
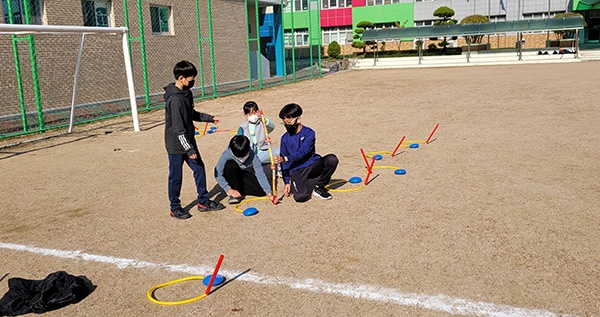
[
  {"left": 284, "top": 123, "right": 299, "bottom": 135},
  {"left": 247, "top": 114, "right": 259, "bottom": 124},
  {"left": 237, "top": 154, "right": 249, "bottom": 163},
  {"left": 183, "top": 80, "right": 195, "bottom": 90}
]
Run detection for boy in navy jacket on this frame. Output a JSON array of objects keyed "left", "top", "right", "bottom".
[{"left": 273, "top": 103, "right": 338, "bottom": 202}]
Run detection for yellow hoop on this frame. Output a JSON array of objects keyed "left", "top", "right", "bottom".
[
  {"left": 325, "top": 179, "right": 367, "bottom": 193},
  {"left": 365, "top": 151, "right": 393, "bottom": 158},
  {"left": 147, "top": 276, "right": 207, "bottom": 305},
  {"left": 234, "top": 196, "right": 271, "bottom": 213}
]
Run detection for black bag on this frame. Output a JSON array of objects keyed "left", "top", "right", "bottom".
[{"left": 0, "top": 271, "right": 94, "bottom": 316}]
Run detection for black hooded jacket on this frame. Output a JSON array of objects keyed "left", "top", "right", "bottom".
[{"left": 163, "top": 83, "right": 214, "bottom": 156}]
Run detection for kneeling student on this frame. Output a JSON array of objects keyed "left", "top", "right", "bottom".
[{"left": 215, "top": 135, "right": 279, "bottom": 205}]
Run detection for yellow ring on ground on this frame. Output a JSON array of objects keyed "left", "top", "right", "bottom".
[
  {"left": 372, "top": 165, "right": 401, "bottom": 170},
  {"left": 326, "top": 179, "right": 367, "bottom": 193},
  {"left": 234, "top": 196, "right": 271, "bottom": 213},
  {"left": 365, "top": 151, "right": 393, "bottom": 158},
  {"left": 147, "top": 276, "right": 207, "bottom": 305}
]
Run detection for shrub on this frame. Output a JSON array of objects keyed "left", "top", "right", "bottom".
[
  {"left": 460, "top": 15, "right": 489, "bottom": 44},
  {"left": 427, "top": 43, "right": 437, "bottom": 51},
  {"left": 327, "top": 41, "right": 341, "bottom": 59}
]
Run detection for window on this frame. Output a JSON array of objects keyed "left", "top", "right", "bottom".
[
  {"left": 322, "top": 0, "right": 351, "bottom": 9},
  {"left": 82, "top": 0, "right": 111, "bottom": 27},
  {"left": 2, "top": 0, "right": 43, "bottom": 24},
  {"left": 523, "top": 12, "right": 555, "bottom": 19},
  {"left": 285, "top": 0, "right": 308, "bottom": 12},
  {"left": 284, "top": 28, "right": 309, "bottom": 46},
  {"left": 366, "top": 0, "right": 403, "bottom": 5},
  {"left": 322, "top": 26, "right": 352, "bottom": 45},
  {"left": 150, "top": 5, "right": 172, "bottom": 34},
  {"left": 414, "top": 20, "right": 434, "bottom": 27}
]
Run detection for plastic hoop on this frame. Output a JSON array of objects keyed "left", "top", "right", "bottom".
[{"left": 147, "top": 276, "right": 207, "bottom": 305}]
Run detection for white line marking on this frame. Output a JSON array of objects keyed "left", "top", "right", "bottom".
[{"left": 0, "top": 242, "right": 574, "bottom": 317}]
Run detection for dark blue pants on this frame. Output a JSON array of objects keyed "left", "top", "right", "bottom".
[{"left": 168, "top": 153, "right": 209, "bottom": 210}]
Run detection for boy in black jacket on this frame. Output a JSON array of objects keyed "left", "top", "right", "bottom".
[{"left": 164, "top": 60, "right": 225, "bottom": 219}]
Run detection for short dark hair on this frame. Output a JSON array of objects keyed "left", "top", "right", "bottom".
[
  {"left": 279, "top": 103, "right": 303, "bottom": 120},
  {"left": 243, "top": 101, "right": 259, "bottom": 115},
  {"left": 173, "top": 60, "right": 198, "bottom": 79},
  {"left": 229, "top": 135, "right": 251, "bottom": 158}
]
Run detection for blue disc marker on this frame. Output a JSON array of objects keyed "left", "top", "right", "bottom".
[
  {"left": 207, "top": 130, "right": 214, "bottom": 134},
  {"left": 409, "top": 143, "right": 419, "bottom": 148},
  {"left": 243, "top": 207, "right": 258, "bottom": 216},
  {"left": 202, "top": 274, "right": 225, "bottom": 286},
  {"left": 394, "top": 169, "right": 406, "bottom": 175},
  {"left": 210, "top": 126, "right": 217, "bottom": 130},
  {"left": 194, "top": 131, "right": 199, "bottom": 135},
  {"left": 348, "top": 176, "right": 362, "bottom": 184},
  {"left": 374, "top": 154, "right": 383, "bottom": 160}
]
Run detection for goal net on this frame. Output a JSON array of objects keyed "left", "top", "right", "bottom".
[{"left": 0, "top": 24, "right": 139, "bottom": 138}]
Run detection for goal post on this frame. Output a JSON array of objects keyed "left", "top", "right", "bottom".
[{"left": 0, "top": 24, "right": 140, "bottom": 134}]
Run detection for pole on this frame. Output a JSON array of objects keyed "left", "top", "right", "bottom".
[
  {"left": 69, "top": 34, "right": 85, "bottom": 133},
  {"left": 122, "top": 33, "right": 141, "bottom": 132}
]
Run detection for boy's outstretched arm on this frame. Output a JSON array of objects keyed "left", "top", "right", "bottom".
[{"left": 193, "top": 110, "right": 220, "bottom": 124}]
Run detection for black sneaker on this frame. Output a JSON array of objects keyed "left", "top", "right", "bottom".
[
  {"left": 313, "top": 185, "right": 332, "bottom": 200},
  {"left": 228, "top": 196, "right": 241, "bottom": 204},
  {"left": 170, "top": 207, "right": 192, "bottom": 220},
  {"left": 198, "top": 200, "right": 226, "bottom": 212}
]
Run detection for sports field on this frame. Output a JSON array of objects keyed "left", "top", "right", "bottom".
[{"left": 1, "top": 62, "right": 599, "bottom": 316}]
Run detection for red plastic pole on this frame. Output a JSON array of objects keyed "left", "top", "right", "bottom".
[
  {"left": 391, "top": 136, "right": 406, "bottom": 157},
  {"left": 202, "top": 122, "right": 209, "bottom": 135},
  {"left": 364, "top": 156, "right": 376, "bottom": 185},
  {"left": 360, "top": 148, "right": 369, "bottom": 168},
  {"left": 204, "top": 254, "right": 225, "bottom": 295},
  {"left": 425, "top": 123, "right": 439, "bottom": 144}
]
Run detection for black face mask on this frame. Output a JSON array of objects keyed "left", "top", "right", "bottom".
[
  {"left": 284, "top": 123, "right": 299, "bottom": 135},
  {"left": 183, "top": 80, "right": 195, "bottom": 90}
]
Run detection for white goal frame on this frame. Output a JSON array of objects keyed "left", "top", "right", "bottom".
[{"left": 0, "top": 24, "right": 140, "bottom": 133}]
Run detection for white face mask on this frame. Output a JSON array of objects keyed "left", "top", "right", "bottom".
[
  {"left": 237, "top": 154, "right": 249, "bottom": 163},
  {"left": 247, "top": 114, "right": 259, "bottom": 124}
]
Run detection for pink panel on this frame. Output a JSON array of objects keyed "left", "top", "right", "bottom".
[
  {"left": 320, "top": 8, "right": 353, "bottom": 27},
  {"left": 353, "top": 0, "right": 366, "bottom": 7}
]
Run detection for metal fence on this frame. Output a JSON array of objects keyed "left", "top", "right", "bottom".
[{"left": 0, "top": 0, "right": 323, "bottom": 138}]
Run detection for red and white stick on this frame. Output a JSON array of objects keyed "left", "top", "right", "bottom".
[
  {"left": 425, "top": 123, "right": 439, "bottom": 144},
  {"left": 204, "top": 254, "right": 225, "bottom": 295},
  {"left": 391, "top": 136, "right": 406, "bottom": 157}
]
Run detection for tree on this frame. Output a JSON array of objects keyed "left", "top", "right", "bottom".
[
  {"left": 433, "top": 6, "right": 457, "bottom": 50},
  {"left": 553, "top": 12, "right": 586, "bottom": 39},
  {"left": 433, "top": 6, "right": 458, "bottom": 26},
  {"left": 352, "top": 21, "right": 373, "bottom": 55},
  {"left": 460, "top": 15, "right": 489, "bottom": 44},
  {"left": 327, "top": 40, "right": 341, "bottom": 59}
]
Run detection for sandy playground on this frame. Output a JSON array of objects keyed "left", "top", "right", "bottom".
[{"left": 0, "top": 62, "right": 599, "bottom": 316}]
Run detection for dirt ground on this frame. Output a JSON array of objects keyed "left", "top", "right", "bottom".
[{"left": 1, "top": 62, "right": 599, "bottom": 316}]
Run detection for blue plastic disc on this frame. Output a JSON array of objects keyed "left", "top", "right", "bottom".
[
  {"left": 202, "top": 274, "right": 225, "bottom": 286},
  {"left": 210, "top": 126, "right": 217, "bottom": 130},
  {"left": 207, "top": 130, "right": 214, "bottom": 134},
  {"left": 394, "top": 169, "right": 406, "bottom": 175},
  {"left": 194, "top": 131, "right": 199, "bottom": 135},
  {"left": 374, "top": 154, "right": 383, "bottom": 160},
  {"left": 243, "top": 207, "right": 258, "bottom": 216},
  {"left": 348, "top": 176, "right": 362, "bottom": 184},
  {"left": 409, "top": 143, "right": 419, "bottom": 148}
]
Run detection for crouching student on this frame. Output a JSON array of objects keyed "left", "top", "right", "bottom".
[
  {"left": 273, "top": 103, "right": 338, "bottom": 202},
  {"left": 215, "top": 135, "right": 279, "bottom": 205}
]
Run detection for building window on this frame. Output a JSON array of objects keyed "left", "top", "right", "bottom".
[
  {"left": 414, "top": 20, "right": 434, "bottom": 27},
  {"left": 523, "top": 12, "right": 555, "bottom": 19},
  {"left": 285, "top": 0, "right": 308, "bottom": 12},
  {"left": 284, "top": 28, "right": 309, "bottom": 46},
  {"left": 322, "top": 0, "right": 352, "bottom": 9},
  {"left": 150, "top": 5, "right": 172, "bottom": 34},
  {"left": 322, "top": 26, "right": 352, "bottom": 45},
  {"left": 82, "top": 0, "right": 110, "bottom": 27},
  {"left": 366, "top": 0, "right": 403, "bottom": 5},
  {"left": 2, "top": 0, "right": 43, "bottom": 24}
]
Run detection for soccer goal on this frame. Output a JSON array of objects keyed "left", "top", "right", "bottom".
[{"left": 0, "top": 24, "right": 140, "bottom": 136}]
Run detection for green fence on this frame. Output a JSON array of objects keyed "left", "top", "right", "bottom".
[{"left": 0, "top": 0, "right": 323, "bottom": 138}]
